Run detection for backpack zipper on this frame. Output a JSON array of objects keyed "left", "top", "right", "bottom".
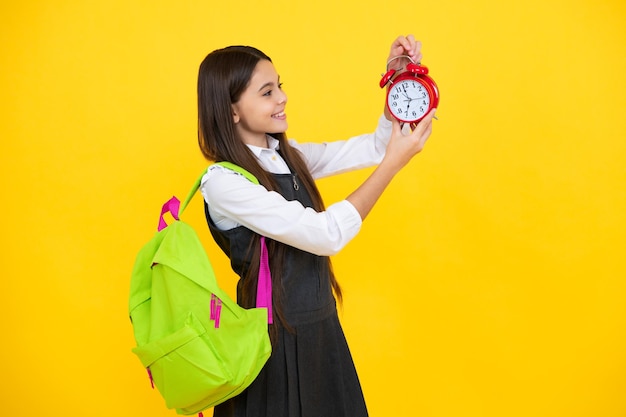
[{"left": 292, "top": 174, "right": 300, "bottom": 191}]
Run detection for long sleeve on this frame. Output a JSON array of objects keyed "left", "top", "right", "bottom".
[
  {"left": 201, "top": 168, "right": 361, "bottom": 256},
  {"left": 292, "top": 115, "right": 392, "bottom": 178},
  {"left": 200, "top": 115, "right": 392, "bottom": 256}
]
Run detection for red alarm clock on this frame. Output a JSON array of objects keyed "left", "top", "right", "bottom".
[{"left": 380, "top": 56, "right": 439, "bottom": 127}]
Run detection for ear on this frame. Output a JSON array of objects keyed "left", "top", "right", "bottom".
[{"left": 231, "top": 104, "right": 240, "bottom": 124}]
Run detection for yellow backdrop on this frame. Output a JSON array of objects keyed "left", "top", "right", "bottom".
[{"left": 1, "top": 1, "right": 625, "bottom": 416}]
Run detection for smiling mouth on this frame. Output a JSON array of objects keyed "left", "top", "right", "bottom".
[{"left": 272, "top": 111, "right": 286, "bottom": 119}]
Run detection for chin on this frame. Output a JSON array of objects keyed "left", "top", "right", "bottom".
[{"left": 270, "top": 123, "right": 288, "bottom": 134}]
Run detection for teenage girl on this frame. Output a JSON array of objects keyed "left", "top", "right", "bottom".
[{"left": 197, "top": 35, "right": 436, "bottom": 417}]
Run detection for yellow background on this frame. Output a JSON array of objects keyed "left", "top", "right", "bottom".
[{"left": 1, "top": 1, "right": 625, "bottom": 416}]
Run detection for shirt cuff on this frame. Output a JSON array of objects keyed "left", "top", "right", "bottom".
[{"left": 327, "top": 200, "right": 363, "bottom": 250}]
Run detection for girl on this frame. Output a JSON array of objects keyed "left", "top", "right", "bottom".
[{"left": 198, "top": 35, "right": 436, "bottom": 417}]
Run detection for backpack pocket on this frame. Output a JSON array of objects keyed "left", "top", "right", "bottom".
[{"left": 132, "top": 312, "right": 233, "bottom": 409}]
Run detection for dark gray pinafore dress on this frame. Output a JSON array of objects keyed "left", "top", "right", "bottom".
[{"left": 205, "top": 171, "right": 368, "bottom": 417}]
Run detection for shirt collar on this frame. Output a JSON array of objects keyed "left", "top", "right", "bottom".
[{"left": 246, "top": 135, "right": 280, "bottom": 157}]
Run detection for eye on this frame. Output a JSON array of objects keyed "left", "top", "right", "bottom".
[{"left": 261, "top": 82, "right": 283, "bottom": 97}]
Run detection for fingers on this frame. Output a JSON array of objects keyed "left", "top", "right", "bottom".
[
  {"left": 415, "top": 109, "right": 437, "bottom": 132},
  {"left": 385, "top": 110, "right": 436, "bottom": 169},
  {"left": 389, "top": 34, "right": 422, "bottom": 63},
  {"left": 391, "top": 108, "right": 436, "bottom": 140},
  {"left": 411, "top": 109, "right": 437, "bottom": 144},
  {"left": 422, "top": 108, "right": 437, "bottom": 124},
  {"left": 405, "top": 35, "right": 422, "bottom": 63}
]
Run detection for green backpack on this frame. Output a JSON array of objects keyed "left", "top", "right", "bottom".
[{"left": 129, "top": 162, "right": 272, "bottom": 416}]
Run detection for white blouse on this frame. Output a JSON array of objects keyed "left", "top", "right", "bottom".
[{"left": 200, "top": 115, "right": 393, "bottom": 256}]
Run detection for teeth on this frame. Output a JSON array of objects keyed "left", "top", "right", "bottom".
[{"left": 273, "top": 112, "right": 285, "bottom": 117}]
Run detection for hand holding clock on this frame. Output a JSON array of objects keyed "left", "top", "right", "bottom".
[
  {"left": 345, "top": 108, "right": 435, "bottom": 220},
  {"left": 383, "top": 34, "right": 420, "bottom": 121},
  {"left": 381, "top": 35, "right": 438, "bottom": 172},
  {"left": 384, "top": 109, "right": 436, "bottom": 171},
  {"left": 387, "top": 35, "right": 422, "bottom": 70},
  {"left": 382, "top": 35, "right": 439, "bottom": 126},
  {"left": 344, "top": 35, "right": 437, "bottom": 221}
]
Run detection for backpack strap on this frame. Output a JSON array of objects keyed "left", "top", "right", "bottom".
[
  {"left": 257, "top": 236, "right": 273, "bottom": 324},
  {"left": 179, "top": 162, "right": 259, "bottom": 215},
  {"left": 158, "top": 163, "right": 259, "bottom": 231},
  {"left": 174, "top": 162, "right": 274, "bottom": 324}
]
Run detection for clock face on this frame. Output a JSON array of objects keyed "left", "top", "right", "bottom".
[{"left": 387, "top": 78, "right": 431, "bottom": 122}]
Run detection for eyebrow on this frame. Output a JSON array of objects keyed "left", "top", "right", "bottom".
[{"left": 257, "top": 76, "right": 281, "bottom": 92}]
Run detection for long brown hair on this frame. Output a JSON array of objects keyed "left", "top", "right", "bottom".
[{"left": 197, "top": 46, "right": 342, "bottom": 330}]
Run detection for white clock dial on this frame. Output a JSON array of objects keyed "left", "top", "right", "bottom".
[{"left": 387, "top": 79, "right": 430, "bottom": 122}]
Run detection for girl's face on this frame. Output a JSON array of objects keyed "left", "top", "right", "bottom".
[{"left": 232, "top": 59, "right": 288, "bottom": 147}]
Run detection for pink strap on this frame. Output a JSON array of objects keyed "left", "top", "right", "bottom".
[
  {"left": 158, "top": 196, "right": 180, "bottom": 231},
  {"left": 147, "top": 368, "right": 154, "bottom": 389},
  {"left": 210, "top": 294, "right": 222, "bottom": 328},
  {"left": 256, "top": 237, "right": 273, "bottom": 324}
]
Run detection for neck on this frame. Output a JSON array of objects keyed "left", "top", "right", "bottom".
[{"left": 239, "top": 131, "right": 269, "bottom": 148}]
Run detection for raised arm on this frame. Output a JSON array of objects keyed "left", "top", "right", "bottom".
[
  {"left": 346, "top": 109, "right": 436, "bottom": 220},
  {"left": 348, "top": 34, "right": 436, "bottom": 219}
]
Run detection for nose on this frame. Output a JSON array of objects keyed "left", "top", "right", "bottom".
[{"left": 278, "top": 89, "right": 287, "bottom": 105}]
